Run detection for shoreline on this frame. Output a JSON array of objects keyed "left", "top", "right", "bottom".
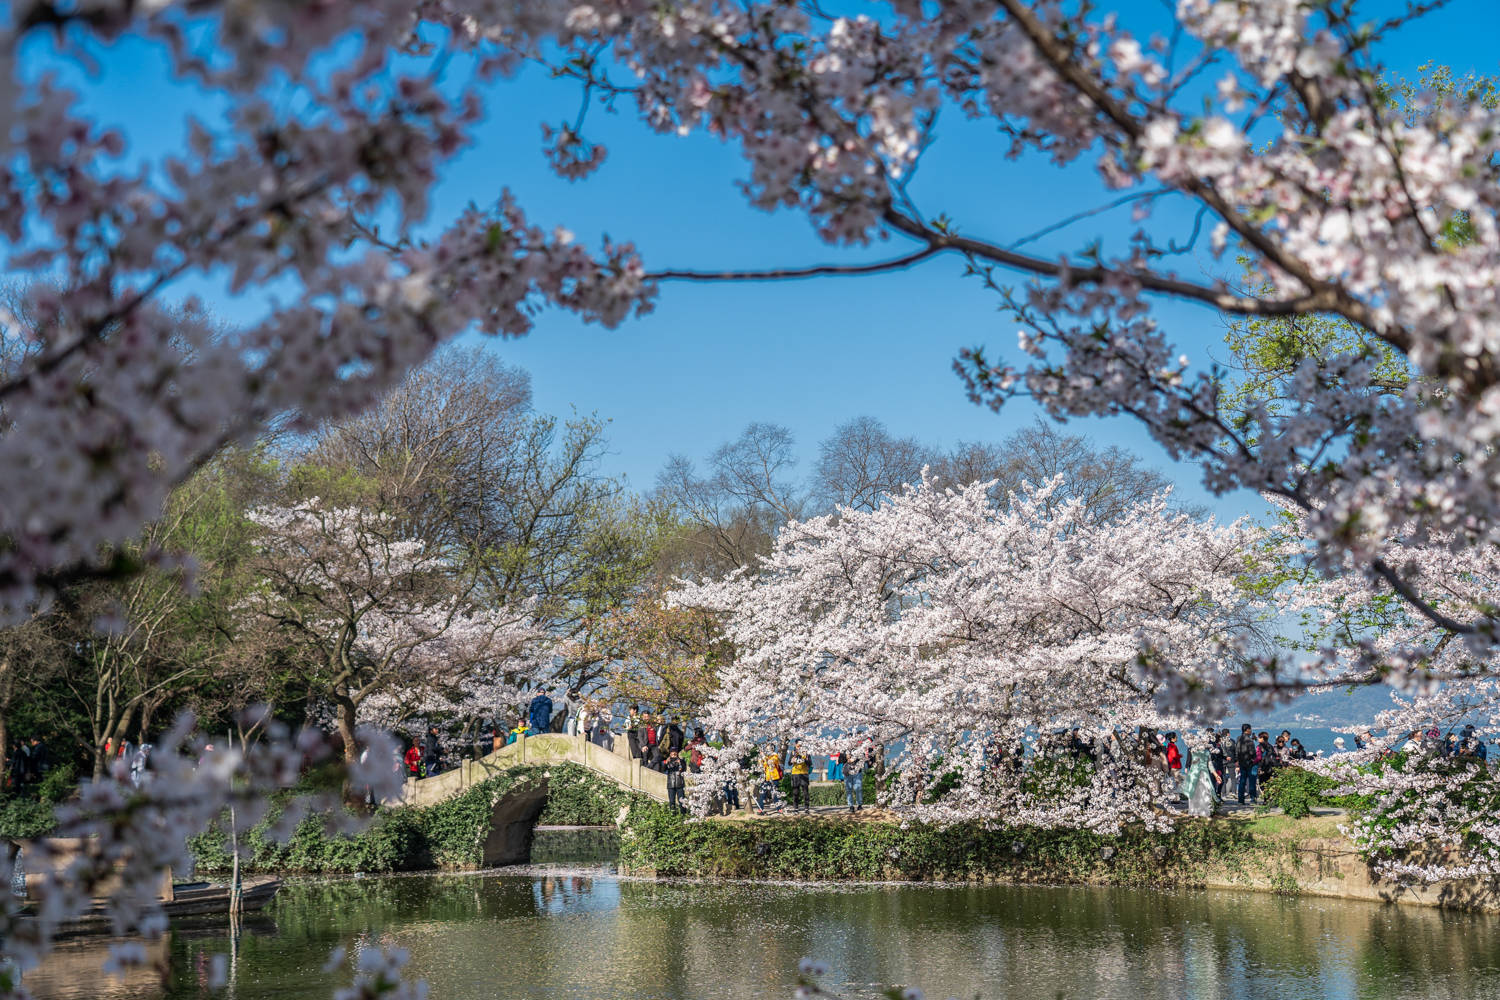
[
  {"left": 268, "top": 851, "right": 1500, "bottom": 918},
  {"left": 615, "top": 809, "right": 1500, "bottom": 915}
]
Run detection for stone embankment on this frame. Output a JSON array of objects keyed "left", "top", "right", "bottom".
[{"left": 617, "top": 809, "right": 1500, "bottom": 914}]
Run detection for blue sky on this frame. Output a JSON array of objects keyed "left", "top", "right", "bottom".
[{"left": 37, "top": 0, "right": 1500, "bottom": 520}]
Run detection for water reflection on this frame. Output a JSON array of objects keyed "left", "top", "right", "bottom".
[{"left": 20, "top": 873, "right": 1500, "bottom": 1000}]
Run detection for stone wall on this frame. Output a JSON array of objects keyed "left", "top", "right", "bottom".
[{"left": 1199, "top": 836, "right": 1500, "bottom": 912}]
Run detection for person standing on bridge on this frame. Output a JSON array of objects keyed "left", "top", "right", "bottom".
[
  {"left": 422, "top": 726, "right": 444, "bottom": 778},
  {"left": 528, "top": 689, "right": 553, "bottom": 736},
  {"left": 687, "top": 728, "right": 707, "bottom": 773},
  {"left": 641, "top": 713, "right": 662, "bottom": 770},
  {"left": 591, "top": 701, "right": 614, "bottom": 750},
  {"left": 663, "top": 715, "right": 685, "bottom": 757},
  {"left": 559, "top": 688, "right": 580, "bottom": 736},
  {"left": 626, "top": 706, "right": 643, "bottom": 760}
]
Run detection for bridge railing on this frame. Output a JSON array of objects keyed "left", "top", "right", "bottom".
[{"left": 393, "top": 732, "right": 669, "bottom": 808}]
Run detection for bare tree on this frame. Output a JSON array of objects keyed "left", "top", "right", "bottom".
[
  {"left": 307, "top": 345, "right": 533, "bottom": 543},
  {"left": 656, "top": 422, "right": 809, "bottom": 575},
  {"left": 814, "top": 416, "right": 931, "bottom": 511},
  {"left": 305, "top": 346, "right": 644, "bottom": 691},
  {"left": 933, "top": 420, "right": 1182, "bottom": 523}
]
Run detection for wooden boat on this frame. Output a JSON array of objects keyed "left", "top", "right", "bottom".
[
  {"left": 49, "top": 875, "right": 283, "bottom": 936},
  {"left": 9, "top": 839, "right": 283, "bottom": 936}
]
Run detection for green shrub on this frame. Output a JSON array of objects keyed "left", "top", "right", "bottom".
[
  {"left": 538, "top": 769, "right": 636, "bottom": 825},
  {"left": 0, "top": 797, "right": 56, "bottom": 840},
  {"left": 1260, "top": 766, "right": 1340, "bottom": 819},
  {"left": 191, "top": 762, "right": 652, "bottom": 875},
  {"left": 0, "top": 763, "right": 77, "bottom": 841},
  {"left": 617, "top": 809, "right": 1258, "bottom": 886},
  {"left": 36, "top": 764, "right": 76, "bottom": 805}
]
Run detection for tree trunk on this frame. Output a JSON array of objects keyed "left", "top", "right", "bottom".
[
  {"left": 335, "top": 697, "right": 359, "bottom": 766},
  {"left": 0, "top": 652, "right": 11, "bottom": 769}
]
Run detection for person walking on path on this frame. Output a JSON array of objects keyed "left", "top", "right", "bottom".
[
  {"left": 1257, "top": 731, "right": 1279, "bottom": 791},
  {"left": 784, "top": 740, "right": 812, "bottom": 814},
  {"left": 1209, "top": 733, "right": 1227, "bottom": 798},
  {"left": 26, "top": 736, "right": 48, "bottom": 785},
  {"left": 8, "top": 739, "right": 30, "bottom": 788},
  {"left": 1164, "top": 732, "right": 1183, "bottom": 772},
  {"left": 1235, "top": 724, "right": 1258, "bottom": 804},
  {"left": 1218, "top": 728, "right": 1235, "bottom": 797}
]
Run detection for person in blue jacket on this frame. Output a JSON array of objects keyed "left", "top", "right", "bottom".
[{"left": 527, "top": 689, "right": 554, "bottom": 736}]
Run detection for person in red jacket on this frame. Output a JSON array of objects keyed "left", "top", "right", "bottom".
[
  {"left": 403, "top": 742, "right": 422, "bottom": 778},
  {"left": 687, "top": 728, "right": 707, "bottom": 773},
  {"left": 1164, "top": 732, "right": 1183, "bottom": 771}
]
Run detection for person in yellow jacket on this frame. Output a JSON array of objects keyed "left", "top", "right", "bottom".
[
  {"left": 755, "top": 747, "right": 784, "bottom": 814},
  {"left": 784, "top": 740, "right": 812, "bottom": 813}
]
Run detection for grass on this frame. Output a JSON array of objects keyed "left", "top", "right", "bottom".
[{"left": 1235, "top": 809, "right": 1345, "bottom": 840}]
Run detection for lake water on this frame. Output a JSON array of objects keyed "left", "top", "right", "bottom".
[{"left": 23, "top": 862, "right": 1500, "bottom": 1000}]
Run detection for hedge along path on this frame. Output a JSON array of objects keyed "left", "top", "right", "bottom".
[{"left": 393, "top": 733, "right": 669, "bottom": 809}]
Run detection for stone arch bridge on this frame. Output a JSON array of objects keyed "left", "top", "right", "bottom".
[{"left": 392, "top": 733, "right": 670, "bottom": 867}]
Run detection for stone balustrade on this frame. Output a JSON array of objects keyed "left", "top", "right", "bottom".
[{"left": 393, "top": 732, "right": 669, "bottom": 809}]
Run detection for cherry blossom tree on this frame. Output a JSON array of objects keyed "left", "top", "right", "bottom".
[
  {"left": 674, "top": 475, "right": 1277, "bottom": 829},
  {"left": 241, "top": 502, "right": 544, "bottom": 763},
  {"left": 1267, "top": 503, "right": 1500, "bottom": 882}
]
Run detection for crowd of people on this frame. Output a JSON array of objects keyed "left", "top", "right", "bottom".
[
  {"left": 1148, "top": 722, "right": 1490, "bottom": 807},
  {"left": 752, "top": 738, "right": 882, "bottom": 816},
  {"left": 398, "top": 691, "right": 714, "bottom": 813},
  {"left": 4, "top": 736, "right": 50, "bottom": 789},
  {"left": 395, "top": 698, "right": 1496, "bottom": 821}
]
